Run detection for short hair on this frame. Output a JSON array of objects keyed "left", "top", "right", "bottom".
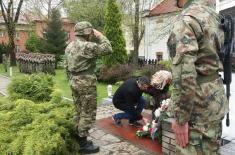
[{"left": 137, "top": 76, "right": 150, "bottom": 85}]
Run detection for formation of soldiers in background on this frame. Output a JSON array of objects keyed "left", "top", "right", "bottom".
[
  {"left": 17, "top": 53, "right": 55, "bottom": 75},
  {"left": 138, "top": 58, "right": 157, "bottom": 67}
]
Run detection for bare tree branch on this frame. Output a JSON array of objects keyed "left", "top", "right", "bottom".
[
  {"left": 14, "top": 0, "right": 24, "bottom": 23},
  {"left": 7, "top": 0, "right": 13, "bottom": 23},
  {"left": 2, "top": 1, "right": 7, "bottom": 11},
  {"left": 0, "top": 0, "right": 25, "bottom": 65},
  {"left": 138, "top": 28, "right": 144, "bottom": 46},
  {"left": 0, "top": 0, "right": 8, "bottom": 23},
  {"left": 54, "top": 1, "right": 63, "bottom": 9}
]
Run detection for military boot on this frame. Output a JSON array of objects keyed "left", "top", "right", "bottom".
[
  {"left": 74, "top": 133, "right": 93, "bottom": 145},
  {"left": 78, "top": 136, "right": 99, "bottom": 154}
]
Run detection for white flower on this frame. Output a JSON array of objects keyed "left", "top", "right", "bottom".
[{"left": 143, "top": 123, "right": 150, "bottom": 131}]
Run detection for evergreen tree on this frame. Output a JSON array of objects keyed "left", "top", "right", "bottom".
[
  {"left": 103, "top": 0, "right": 128, "bottom": 66},
  {"left": 44, "top": 9, "right": 67, "bottom": 68}
]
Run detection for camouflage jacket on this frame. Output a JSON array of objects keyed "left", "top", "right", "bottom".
[
  {"left": 65, "top": 33, "right": 112, "bottom": 75},
  {"left": 167, "top": 1, "right": 229, "bottom": 125}
]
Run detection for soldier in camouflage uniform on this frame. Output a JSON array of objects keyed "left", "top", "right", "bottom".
[
  {"left": 167, "top": 0, "right": 229, "bottom": 154},
  {"left": 65, "top": 21, "right": 112, "bottom": 154}
]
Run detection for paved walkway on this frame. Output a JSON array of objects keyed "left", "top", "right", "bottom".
[
  {"left": 0, "top": 75, "right": 151, "bottom": 155},
  {"left": 91, "top": 104, "right": 151, "bottom": 155},
  {"left": 0, "top": 75, "right": 10, "bottom": 96}
]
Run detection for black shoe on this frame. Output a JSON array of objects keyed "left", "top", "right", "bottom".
[
  {"left": 74, "top": 133, "right": 93, "bottom": 145},
  {"left": 112, "top": 115, "right": 122, "bottom": 126},
  {"left": 79, "top": 142, "right": 100, "bottom": 154},
  {"left": 77, "top": 136, "right": 99, "bottom": 154},
  {"left": 129, "top": 121, "right": 143, "bottom": 127}
]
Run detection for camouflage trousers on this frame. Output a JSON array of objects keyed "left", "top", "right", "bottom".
[
  {"left": 70, "top": 75, "right": 97, "bottom": 137},
  {"left": 176, "top": 120, "right": 222, "bottom": 155}
]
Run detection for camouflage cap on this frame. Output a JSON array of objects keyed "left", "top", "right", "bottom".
[{"left": 74, "top": 21, "right": 93, "bottom": 36}]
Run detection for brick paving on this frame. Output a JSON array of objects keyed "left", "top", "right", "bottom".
[{"left": 90, "top": 104, "right": 152, "bottom": 155}]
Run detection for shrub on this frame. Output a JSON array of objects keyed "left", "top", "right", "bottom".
[
  {"left": 7, "top": 73, "right": 54, "bottom": 102},
  {"left": 25, "top": 33, "right": 44, "bottom": 53},
  {"left": 0, "top": 43, "right": 10, "bottom": 63},
  {"left": 50, "top": 89, "right": 63, "bottom": 104},
  {"left": 157, "top": 60, "right": 172, "bottom": 71},
  {"left": 0, "top": 97, "right": 79, "bottom": 155},
  {"left": 57, "top": 55, "right": 66, "bottom": 69},
  {"left": 98, "top": 64, "right": 133, "bottom": 83},
  {"left": 133, "top": 65, "right": 158, "bottom": 78}
]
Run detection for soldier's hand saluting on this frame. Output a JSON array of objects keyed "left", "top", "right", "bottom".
[
  {"left": 93, "top": 29, "right": 102, "bottom": 37},
  {"left": 172, "top": 119, "right": 189, "bottom": 148}
]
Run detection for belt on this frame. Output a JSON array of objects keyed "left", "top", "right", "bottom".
[
  {"left": 197, "top": 73, "right": 220, "bottom": 84},
  {"left": 69, "top": 69, "right": 93, "bottom": 76}
]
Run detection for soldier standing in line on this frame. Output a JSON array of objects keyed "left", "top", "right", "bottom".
[
  {"left": 65, "top": 21, "right": 112, "bottom": 154},
  {"left": 167, "top": 0, "right": 229, "bottom": 154}
]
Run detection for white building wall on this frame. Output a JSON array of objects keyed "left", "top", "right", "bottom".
[
  {"left": 143, "top": 12, "right": 179, "bottom": 60},
  {"left": 216, "top": 0, "right": 235, "bottom": 12},
  {"left": 122, "top": 25, "right": 133, "bottom": 55}
]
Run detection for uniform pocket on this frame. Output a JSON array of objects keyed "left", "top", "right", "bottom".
[
  {"left": 172, "top": 54, "right": 183, "bottom": 65},
  {"left": 172, "top": 54, "right": 183, "bottom": 85},
  {"left": 189, "top": 128, "right": 202, "bottom": 146}
]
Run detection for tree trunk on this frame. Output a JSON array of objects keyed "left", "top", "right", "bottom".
[
  {"left": 133, "top": 0, "right": 139, "bottom": 65},
  {"left": 0, "top": 0, "right": 23, "bottom": 66},
  {"left": 8, "top": 23, "right": 16, "bottom": 66}
]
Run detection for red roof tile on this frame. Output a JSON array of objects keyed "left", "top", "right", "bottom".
[{"left": 148, "top": 0, "right": 180, "bottom": 17}]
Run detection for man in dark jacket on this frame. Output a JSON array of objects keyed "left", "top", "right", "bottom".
[{"left": 112, "top": 76, "right": 150, "bottom": 126}]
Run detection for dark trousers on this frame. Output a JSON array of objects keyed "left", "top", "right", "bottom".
[{"left": 113, "top": 96, "right": 145, "bottom": 122}]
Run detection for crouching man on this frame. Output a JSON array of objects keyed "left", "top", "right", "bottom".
[{"left": 112, "top": 76, "right": 150, "bottom": 126}]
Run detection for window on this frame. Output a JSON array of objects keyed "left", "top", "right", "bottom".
[
  {"left": 156, "top": 52, "right": 163, "bottom": 61},
  {"left": 15, "top": 45, "right": 21, "bottom": 52}
]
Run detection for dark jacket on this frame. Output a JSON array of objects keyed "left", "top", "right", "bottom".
[
  {"left": 113, "top": 78, "right": 143, "bottom": 107},
  {"left": 145, "top": 84, "right": 170, "bottom": 109},
  {"left": 145, "top": 84, "right": 170, "bottom": 119},
  {"left": 112, "top": 78, "right": 144, "bottom": 121}
]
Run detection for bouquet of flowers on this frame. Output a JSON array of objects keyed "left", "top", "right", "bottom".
[
  {"left": 136, "top": 123, "right": 152, "bottom": 138},
  {"left": 136, "top": 99, "right": 171, "bottom": 142}
]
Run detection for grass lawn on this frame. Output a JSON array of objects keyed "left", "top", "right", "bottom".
[{"left": 0, "top": 64, "right": 119, "bottom": 104}]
